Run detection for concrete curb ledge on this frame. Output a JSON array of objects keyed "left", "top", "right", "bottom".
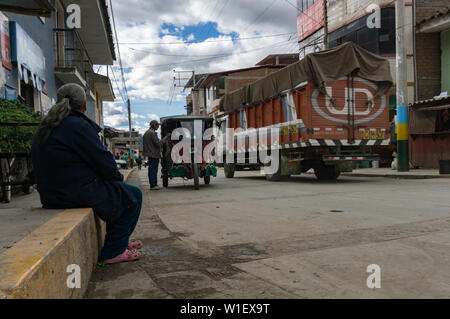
[
  {"left": 0, "top": 209, "right": 104, "bottom": 298},
  {"left": 0, "top": 168, "right": 136, "bottom": 299},
  {"left": 122, "top": 168, "right": 136, "bottom": 183}
]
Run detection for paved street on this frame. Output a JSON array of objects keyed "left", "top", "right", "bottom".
[{"left": 86, "top": 168, "right": 450, "bottom": 299}]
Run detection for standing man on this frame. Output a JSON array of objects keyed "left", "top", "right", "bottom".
[
  {"left": 136, "top": 156, "right": 142, "bottom": 170},
  {"left": 143, "top": 120, "right": 170, "bottom": 190}
]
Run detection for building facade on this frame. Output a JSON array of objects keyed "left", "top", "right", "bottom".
[
  {"left": 0, "top": 0, "right": 115, "bottom": 128},
  {"left": 296, "top": 0, "right": 326, "bottom": 59},
  {"left": 415, "top": 1, "right": 450, "bottom": 100},
  {"left": 297, "top": 0, "right": 449, "bottom": 106},
  {"left": 409, "top": 7, "right": 450, "bottom": 169},
  {"left": 296, "top": 1, "right": 450, "bottom": 169},
  {"left": 109, "top": 129, "right": 141, "bottom": 159},
  {"left": 185, "top": 54, "right": 299, "bottom": 119}
]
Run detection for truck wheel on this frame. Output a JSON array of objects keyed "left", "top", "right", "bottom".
[
  {"left": 314, "top": 164, "right": 341, "bottom": 180},
  {"left": 162, "top": 173, "right": 169, "bottom": 188},
  {"left": 265, "top": 170, "right": 282, "bottom": 181},
  {"left": 193, "top": 164, "right": 200, "bottom": 190},
  {"left": 22, "top": 183, "right": 34, "bottom": 194},
  {"left": 224, "top": 164, "right": 235, "bottom": 178},
  {"left": 204, "top": 174, "right": 210, "bottom": 185},
  {"left": 2, "top": 187, "right": 11, "bottom": 203},
  {"left": 265, "top": 162, "right": 290, "bottom": 181}
]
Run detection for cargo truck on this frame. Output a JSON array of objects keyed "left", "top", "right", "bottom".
[{"left": 215, "top": 42, "right": 394, "bottom": 181}]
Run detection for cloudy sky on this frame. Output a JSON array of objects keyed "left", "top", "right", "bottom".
[{"left": 101, "top": 0, "right": 299, "bottom": 134}]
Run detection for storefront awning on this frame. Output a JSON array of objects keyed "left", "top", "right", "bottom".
[
  {"left": 416, "top": 105, "right": 450, "bottom": 112},
  {"left": 418, "top": 8, "right": 450, "bottom": 33},
  {"left": 9, "top": 21, "right": 46, "bottom": 93},
  {"left": 0, "top": 0, "right": 53, "bottom": 18}
]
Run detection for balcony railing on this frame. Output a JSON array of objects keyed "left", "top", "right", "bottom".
[{"left": 54, "top": 28, "right": 95, "bottom": 91}]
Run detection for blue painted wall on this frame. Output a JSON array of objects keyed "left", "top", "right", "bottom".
[{"left": 2, "top": 0, "right": 58, "bottom": 102}]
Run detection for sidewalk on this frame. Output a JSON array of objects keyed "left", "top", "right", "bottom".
[
  {"left": 305, "top": 167, "right": 449, "bottom": 179},
  {"left": 0, "top": 168, "right": 135, "bottom": 299},
  {"left": 0, "top": 190, "right": 60, "bottom": 255},
  {"left": 339, "top": 168, "right": 450, "bottom": 179}
]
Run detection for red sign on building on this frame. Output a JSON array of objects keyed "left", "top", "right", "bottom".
[
  {"left": 0, "top": 12, "right": 11, "bottom": 70},
  {"left": 297, "top": 1, "right": 324, "bottom": 42}
]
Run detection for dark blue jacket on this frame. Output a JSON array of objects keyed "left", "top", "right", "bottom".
[{"left": 31, "top": 110, "right": 137, "bottom": 223}]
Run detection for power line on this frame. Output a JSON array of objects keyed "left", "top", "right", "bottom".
[
  {"left": 109, "top": 65, "right": 127, "bottom": 104},
  {"left": 125, "top": 37, "right": 296, "bottom": 57},
  {"left": 109, "top": 0, "right": 134, "bottom": 140},
  {"left": 117, "top": 32, "right": 297, "bottom": 45},
  {"left": 284, "top": 0, "right": 323, "bottom": 25},
  {"left": 196, "top": 0, "right": 221, "bottom": 40},
  {"left": 125, "top": 38, "right": 298, "bottom": 69},
  {"left": 165, "top": 37, "right": 295, "bottom": 104},
  {"left": 126, "top": 47, "right": 230, "bottom": 57},
  {"left": 204, "top": 0, "right": 231, "bottom": 40},
  {"left": 243, "top": 0, "right": 278, "bottom": 33},
  {"left": 109, "top": 0, "right": 129, "bottom": 101}
]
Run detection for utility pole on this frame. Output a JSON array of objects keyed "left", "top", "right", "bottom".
[
  {"left": 174, "top": 70, "right": 197, "bottom": 113},
  {"left": 127, "top": 98, "right": 132, "bottom": 157},
  {"left": 396, "top": 0, "right": 409, "bottom": 171},
  {"left": 323, "top": 0, "right": 328, "bottom": 50}
]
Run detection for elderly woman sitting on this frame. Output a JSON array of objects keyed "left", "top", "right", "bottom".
[{"left": 31, "top": 83, "right": 143, "bottom": 264}]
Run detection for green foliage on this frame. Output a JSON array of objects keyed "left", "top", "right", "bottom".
[{"left": 0, "top": 99, "right": 42, "bottom": 154}]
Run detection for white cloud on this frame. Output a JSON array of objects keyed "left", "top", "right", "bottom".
[
  {"left": 103, "top": 102, "right": 129, "bottom": 127},
  {"left": 131, "top": 113, "right": 146, "bottom": 119},
  {"left": 108, "top": 0, "right": 297, "bottom": 102},
  {"left": 147, "top": 113, "right": 160, "bottom": 121},
  {"left": 102, "top": 0, "right": 298, "bottom": 128}
]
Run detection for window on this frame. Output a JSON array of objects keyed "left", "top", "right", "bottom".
[
  {"left": 328, "top": 7, "right": 395, "bottom": 56},
  {"left": 298, "top": 0, "right": 316, "bottom": 13},
  {"left": 281, "top": 93, "right": 297, "bottom": 122},
  {"left": 328, "top": 0, "right": 341, "bottom": 5},
  {"left": 379, "top": 11, "right": 395, "bottom": 54},
  {"left": 239, "top": 109, "right": 247, "bottom": 130},
  {"left": 55, "top": 0, "right": 65, "bottom": 66},
  {"left": 214, "top": 77, "right": 225, "bottom": 99},
  {"left": 356, "top": 27, "right": 377, "bottom": 53},
  {"left": 297, "top": 0, "right": 303, "bottom": 13},
  {"left": 219, "top": 117, "right": 228, "bottom": 135}
]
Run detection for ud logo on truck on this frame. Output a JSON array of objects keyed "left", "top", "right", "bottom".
[{"left": 311, "top": 77, "right": 387, "bottom": 125}]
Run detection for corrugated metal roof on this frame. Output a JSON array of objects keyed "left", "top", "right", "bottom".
[
  {"left": 418, "top": 7, "right": 450, "bottom": 25},
  {"left": 198, "top": 65, "right": 286, "bottom": 89},
  {"left": 184, "top": 74, "right": 208, "bottom": 89},
  {"left": 410, "top": 95, "right": 450, "bottom": 109},
  {"left": 255, "top": 54, "right": 299, "bottom": 66}
]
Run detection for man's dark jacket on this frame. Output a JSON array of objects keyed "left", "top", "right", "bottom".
[{"left": 31, "top": 110, "right": 137, "bottom": 223}]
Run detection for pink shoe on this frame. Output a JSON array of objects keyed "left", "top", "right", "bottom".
[
  {"left": 128, "top": 240, "right": 143, "bottom": 250},
  {"left": 103, "top": 249, "right": 142, "bottom": 264}
]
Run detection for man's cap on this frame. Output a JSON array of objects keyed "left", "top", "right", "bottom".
[{"left": 150, "top": 120, "right": 160, "bottom": 126}]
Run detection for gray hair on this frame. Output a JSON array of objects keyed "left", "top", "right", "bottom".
[{"left": 34, "top": 83, "right": 87, "bottom": 144}]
